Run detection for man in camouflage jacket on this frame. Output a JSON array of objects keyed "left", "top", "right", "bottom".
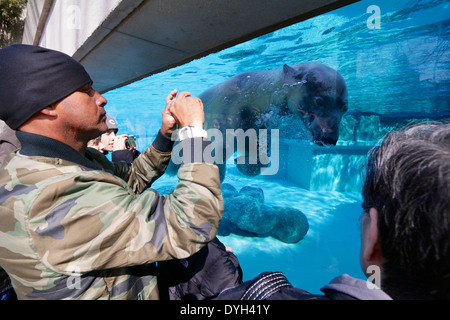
[{"left": 0, "top": 45, "right": 227, "bottom": 299}]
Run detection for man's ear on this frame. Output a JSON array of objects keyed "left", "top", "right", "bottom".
[
  {"left": 363, "top": 208, "right": 384, "bottom": 267},
  {"left": 38, "top": 104, "right": 58, "bottom": 116}
]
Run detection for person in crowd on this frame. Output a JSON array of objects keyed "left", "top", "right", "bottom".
[
  {"left": 0, "top": 120, "right": 19, "bottom": 300},
  {"left": 0, "top": 44, "right": 241, "bottom": 300},
  {"left": 111, "top": 133, "right": 140, "bottom": 163},
  {"left": 87, "top": 136, "right": 105, "bottom": 154},
  {"left": 0, "top": 120, "right": 20, "bottom": 163},
  {"left": 100, "top": 115, "right": 118, "bottom": 151},
  {"left": 90, "top": 115, "right": 140, "bottom": 163},
  {"left": 218, "top": 121, "right": 450, "bottom": 300}
]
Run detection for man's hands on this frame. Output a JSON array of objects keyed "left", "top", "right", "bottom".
[
  {"left": 161, "top": 89, "right": 178, "bottom": 137},
  {"left": 169, "top": 91, "right": 204, "bottom": 128},
  {"left": 160, "top": 89, "right": 205, "bottom": 137},
  {"left": 113, "top": 134, "right": 136, "bottom": 151}
]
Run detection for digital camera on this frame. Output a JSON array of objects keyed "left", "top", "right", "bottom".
[{"left": 125, "top": 136, "right": 136, "bottom": 149}]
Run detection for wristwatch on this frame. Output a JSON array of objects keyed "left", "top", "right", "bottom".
[{"left": 178, "top": 126, "right": 208, "bottom": 141}]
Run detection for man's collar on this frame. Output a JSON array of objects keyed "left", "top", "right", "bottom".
[{"left": 16, "top": 131, "right": 102, "bottom": 170}]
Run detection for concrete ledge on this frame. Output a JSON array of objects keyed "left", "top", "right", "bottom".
[
  {"left": 259, "top": 139, "right": 372, "bottom": 192},
  {"left": 73, "top": 0, "right": 359, "bottom": 92}
]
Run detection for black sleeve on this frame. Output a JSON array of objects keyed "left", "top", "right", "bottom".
[
  {"left": 157, "top": 238, "right": 243, "bottom": 300},
  {"left": 111, "top": 149, "right": 134, "bottom": 163}
]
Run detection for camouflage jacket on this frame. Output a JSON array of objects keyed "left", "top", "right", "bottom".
[{"left": 0, "top": 131, "right": 223, "bottom": 300}]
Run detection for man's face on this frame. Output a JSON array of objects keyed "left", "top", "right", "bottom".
[
  {"left": 55, "top": 84, "right": 108, "bottom": 141},
  {"left": 101, "top": 130, "right": 116, "bottom": 152},
  {"left": 87, "top": 137, "right": 106, "bottom": 153}
]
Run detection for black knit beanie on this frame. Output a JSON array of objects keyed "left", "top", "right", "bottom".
[{"left": 0, "top": 44, "right": 92, "bottom": 129}]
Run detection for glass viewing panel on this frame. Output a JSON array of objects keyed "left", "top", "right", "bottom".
[{"left": 103, "top": 0, "right": 449, "bottom": 293}]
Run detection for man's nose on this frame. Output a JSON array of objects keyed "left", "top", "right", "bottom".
[{"left": 95, "top": 91, "right": 107, "bottom": 108}]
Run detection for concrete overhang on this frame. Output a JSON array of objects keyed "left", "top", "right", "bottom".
[{"left": 71, "top": 0, "right": 358, "bottom": 93}]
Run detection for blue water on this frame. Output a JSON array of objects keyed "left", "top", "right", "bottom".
[{"left": 103, "top": 0, "right": 450, "bottom": 294}]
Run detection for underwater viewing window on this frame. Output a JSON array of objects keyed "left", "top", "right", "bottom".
[{"left": 103, "top": 0, "right": 449, "bottom": 293}]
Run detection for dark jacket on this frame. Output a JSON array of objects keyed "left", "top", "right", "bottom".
[
  {"left": 216, "top": 272, "right": 392, "bottom": 300},
  {"left": 111, "top": 149, "right": 141, "bottom": 163},
  {"left": 157, "top": 237, "right": 243, "bottom": 300}
]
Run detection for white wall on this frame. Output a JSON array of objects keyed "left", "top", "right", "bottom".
[{"left": 23, "top": 0, "right": 122, "bottom": 56}]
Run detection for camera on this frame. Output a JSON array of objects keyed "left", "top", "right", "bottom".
[{"left": 125, "top": 136, "right": 136, "bottom": 149}]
